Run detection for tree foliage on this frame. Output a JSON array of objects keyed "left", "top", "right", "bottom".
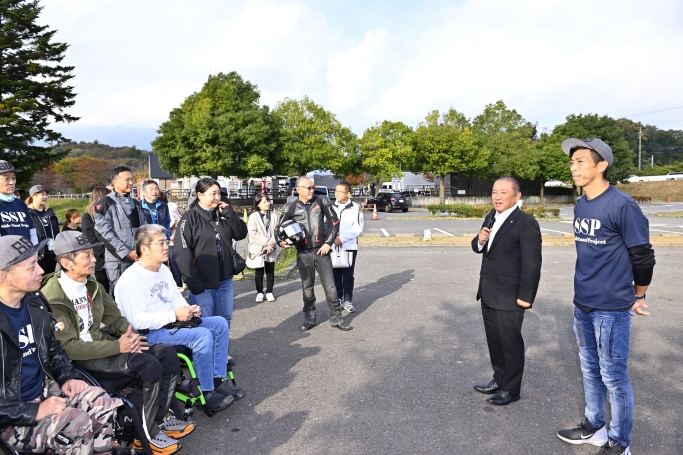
[
  {"left": 273, "top": 96, "right": 357, "bottom": 177},
  {"left": 413, "top": 109, "right": 487, "bottom": 203},
  {"left": 152, "top": 72, "right": 280, "bottom": 179},
  {"left": 54, "top": 156, "right": 110, "bottom": 193},
  {"left": 537, "top": 114, "right": 633, "bottom": 185},
  {"left": 360, "top": 120, "right": 414, "bottom": 181},
  {"left": 472, "top": 101, "right": 537, "bottom": 180},
  {"left": 0, "top": 0, "right": 78, "bottom": 184}
]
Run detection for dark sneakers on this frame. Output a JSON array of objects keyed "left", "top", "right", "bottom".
[
  {"left": 203, "top": 390, "right": 235, "bottom": 414},
  {"left": 597, "top": 438, "right": 631, "bottom": 455},
  {"left": 557, "top": 417, "right": 608, "bottom": 446},
  {"left": 300, "top": 322, "right": 316, "bottom": 331},
  {"left": 215, "top": 378, "right": 247, "bottom": 399},
  {"left": 332, "top": 321, "right": 352, "bottom": 331}
]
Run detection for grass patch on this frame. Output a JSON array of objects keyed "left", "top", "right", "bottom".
[
  {"left": 242, "top": 244, "right": 298, "bottom": 275},
  {"left": 656, "top": 211, "right": 683, "bottom": 218},
  {"left": 44, "top": 198, "right": 89, "bottom": 221},
  {"left": 615, "top": 180, "right": 683, "bottom": 202}
]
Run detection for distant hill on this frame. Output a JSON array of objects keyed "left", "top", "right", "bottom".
[
  {"left": 54, "top": 141, "right": 149, "bottom": 172},
  {"left": 52, "top": 125, "right": 157, "bottom": 151}
]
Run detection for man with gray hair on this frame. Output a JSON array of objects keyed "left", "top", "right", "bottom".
[
  {"left": 276, "top": 176, "right": 351, "bottom": 332},
  {"left": 115, "top": 224, "right": 243, "bottom": 415},
  {"left": 140, "top": 179, "right": 171, "bottom": 240},
  {"left": 0, "top": 235, "right": 121, "bottom": 454}
]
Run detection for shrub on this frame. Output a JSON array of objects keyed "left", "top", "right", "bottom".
[
  {"left": 427, "top": 204, "right": 487, "bottom": 217},
  {"left": 521, "top": 205, "right": 560, "bottom": 218}
]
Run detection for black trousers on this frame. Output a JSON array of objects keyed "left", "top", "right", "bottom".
[
  {"left": 254, "top": 261, "right": 275, "bottom": 293},
  {"left": 332, "top": 250, "right": 357, "bottom": 302},
  {"left": 296, "top": 249, "right": 343, "bottom": 326},
  {"left": 95, "top": 270, "right": 110, "bottom": 295},
  {"left": 480, "top": 300, "right": 525, "bottom": 396}
]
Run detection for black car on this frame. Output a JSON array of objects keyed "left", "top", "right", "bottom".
[{"left": 366, "top": 192, "right": 409, "bottom": 213}]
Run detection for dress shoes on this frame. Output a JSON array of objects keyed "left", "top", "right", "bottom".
[
  {"left": 486, "top": 390, "right": 520, "bottom": 406},
  {"left": 474, "top": 379, "right": 501, "bottom": 394}
]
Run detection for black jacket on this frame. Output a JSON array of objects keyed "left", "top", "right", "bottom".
[
  {"left": 174, "top": 204, "right": 248, "bottom": 294},
  {"left": 28, "top": 207, "right": 59, "bottom": 258},
  {"left": 277, "top": 196, "right": 339, "bottom": 250},
  {"left": 471, "top": 207, "right": 542, "bottom": 310},
  {"left": 82, "top": 212, "right": 106, "bottom": 271},
  {"left": 0, "top": 291, "right": 80, "bottom": 427}
]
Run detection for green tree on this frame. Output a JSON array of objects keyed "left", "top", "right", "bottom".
[
  {"left": 539, "top": 114, "right": 633, "bottom": 186},
  {"left": 0, "top": 0, "right": 78, "bottom": 184},
  {"left": 152, "top": 72, "right": 280, "bottom": 179},
  {"left": 472, "top": 101, "right": 537, "bottom": 180},
  {"left": 414, "top": 109, "right": 487, "bottom": 204},
  {"left": 530, "top": 134, "right": 572, "bottom": 202},
  {"left": 54, "top": 155, "right": 109, "bottom": 192},
  {"left": 360, "top": 120, "right": 415, "bottom": 182},
  {"left": 273, "top": 96, "right": 357, "bottom": 177}
]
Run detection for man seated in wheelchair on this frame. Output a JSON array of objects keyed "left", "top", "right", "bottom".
[
  {"left": 115, "top": 225, "right": 245, "bottom": 414},
  {"left": 0, "top": 235, "right": 121, "bottom": 454},
  {"left": 41, "top": 231, "right": 194, "bottom": 454}
]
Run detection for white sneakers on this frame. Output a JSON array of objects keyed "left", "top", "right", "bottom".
[{"left": 256, "top": 292, "right": 275, "bottom": 302}]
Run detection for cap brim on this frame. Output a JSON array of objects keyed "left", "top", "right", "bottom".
[
  {"left": 0, "top": 168, "right": 22, "bottom": 173},
  {"left": 7, "top": 239, "right": 49, "bottom": 268},
  {"left": 56, "top": 241, "right": 103, "bottom": 256},
  {"left": 561, "top": 138, "right": 594, "bottom": 156}
]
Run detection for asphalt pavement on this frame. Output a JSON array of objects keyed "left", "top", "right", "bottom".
[
  {"left": 361, "top": 202, "right": 683, "bottom": 238},
  {"left": 177, "top": 245, "right": 682, "bottom": 455}
]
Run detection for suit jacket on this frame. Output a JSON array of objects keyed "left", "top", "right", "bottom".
[{"left": 471, "top": 207, "right": 542, "bottom": 311}]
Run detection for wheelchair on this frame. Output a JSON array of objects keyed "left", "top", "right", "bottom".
[
  {"left": 173, "top": 345, "right": 237, "bottom": 418},
  {"left": 0, "top": 366, "right": 154, "bottom": 455}
]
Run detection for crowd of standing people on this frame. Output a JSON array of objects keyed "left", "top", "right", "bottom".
[{"left": 0, "top": 135, "right": 653, "bottom": 455}]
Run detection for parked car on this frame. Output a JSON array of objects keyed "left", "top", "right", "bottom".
[
  {"left": 365, "top": 192, "right": 409, "bottom": 213},
  {"left": 545, "top": 179, "right": 570, "bottom": 187}
]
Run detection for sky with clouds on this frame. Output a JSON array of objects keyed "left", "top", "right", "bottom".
[{"left": 40, "top": 0, "right": 683, "bottom": 149}]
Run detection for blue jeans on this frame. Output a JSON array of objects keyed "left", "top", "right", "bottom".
[
  {"left": 189, "top": 278, "right": 234, "bottom": 355},
  {"left": 573, "top": 307, "right": 634, "bottom": 447},
  {"left": 145, "top": 316, "right": 228, "bottom": 392}
]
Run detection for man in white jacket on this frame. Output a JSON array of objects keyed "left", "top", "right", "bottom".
[{"left": 331, "top": 182, "right": 364, "bottom": 313}]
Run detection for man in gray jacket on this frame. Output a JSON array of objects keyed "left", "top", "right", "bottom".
[{"left": 94, "top": 165, "right": 147, "bottom": 294}]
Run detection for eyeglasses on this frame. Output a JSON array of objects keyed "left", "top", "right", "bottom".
[
  {"left": 297, "top": 186, "right": 314, "bottom": 191},
  {"left": 145, "top": 239, "right": 170, "bottom": 247}
]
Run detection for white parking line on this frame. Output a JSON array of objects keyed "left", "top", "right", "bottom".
[
  {"left": 432, "top": 228, "right": 454, "bottom": 237},
  {"left": 381, "top": 228, "right": 390, "bottom": 237},
  {"left": 650, "top": 229, "right": 683, "bottom": 235},
  {"left": 540, "top": 228, "right": 572, "bottom": 235}
]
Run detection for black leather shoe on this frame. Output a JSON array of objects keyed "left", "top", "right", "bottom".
[
  {"left": 300, "top": 322, "right": 316, "bottom": 331},
  {"left": 486, "top": 390, "right": 520, "bottom": 406},
  {"left": 474, "top": 379, "right": 500, "bottom": 394},
  {"left": 203, "top": 390, "right": 235, "bottom": 413},
  {"left": 331, "top": 321, "right": 352, "bottom": 331}
]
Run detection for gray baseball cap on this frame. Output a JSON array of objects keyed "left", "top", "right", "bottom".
[
  {"left": 0, "top": 236, "right": 49, "bottom": 271},
  {"left": 0, "top": 160, "right": 22, "bottom": 174},
  {"left": 53, "top": 231, "right": 102, "bottom": 256},
  {"left": 29, "top": 185, "right": 47, "bottom": 196},
  {"left": 561, "top": 138, "right": 613, "bottom": 167}
]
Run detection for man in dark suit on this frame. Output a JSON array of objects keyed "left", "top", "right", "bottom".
[{"left": 471, "top": 177, "right": 542, "bottom": 406}]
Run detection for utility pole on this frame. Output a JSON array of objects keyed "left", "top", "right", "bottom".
[{"left": 638, "top": 127, "right": 642, "bottom": 170}]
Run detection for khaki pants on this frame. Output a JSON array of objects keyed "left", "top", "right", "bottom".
[{"left": 1, "top": 379, "right": 121, "bottom": 455}]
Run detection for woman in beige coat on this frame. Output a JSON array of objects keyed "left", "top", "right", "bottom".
[{"left": 247, "top": 192, "right": 278, "bottom": 302}]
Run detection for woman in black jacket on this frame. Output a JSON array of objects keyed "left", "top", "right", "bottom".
[
  {"left": 82, "top": 186, "right": 110, "bottom": 293},
  {"left": 26, "top": 185, "right": 59, "bottom": 274},
  {"left": 174, "top": 178, "right": 247, "bottom": 349}
]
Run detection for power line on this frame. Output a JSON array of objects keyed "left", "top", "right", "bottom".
[{"left": 624, "top": 105, "right": 683, "bottom": 117}]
